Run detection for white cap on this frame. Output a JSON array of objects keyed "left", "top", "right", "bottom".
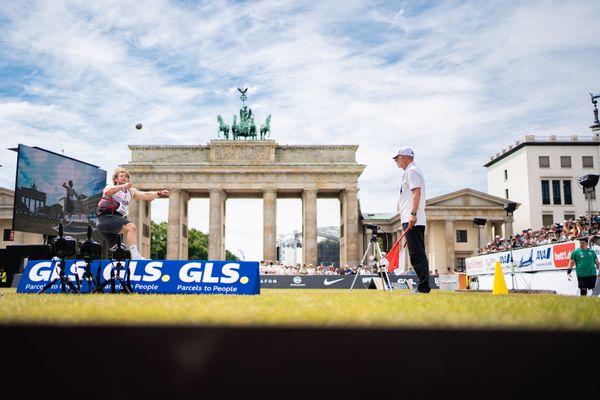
[{"left": 392, "top": 146, "right": 414, "bottom": 159}]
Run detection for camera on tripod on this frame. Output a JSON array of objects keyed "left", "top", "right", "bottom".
[
  {"left": 365, "top": 224, "right": 380, "bottom": 231},
  {"left": 51, "top": 224, "right": 77, "bottom": 258},
  {"left": 79, "top": 226, "right": 102, "bottom": 262},
  {"left": 107, "top": 234, "right": 131, "bottom": 261}
]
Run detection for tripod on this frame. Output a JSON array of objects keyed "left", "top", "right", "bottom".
[
  {"left": 350, "top": 225, "right": 391, "bottom": 292},
  {"left": 78, "top": 225, "right": 102, "bottom": 293},
  {"left": 507, "top": 242, "right": 530, "bottom": 291},
  {"left": 37, "top": 257, "right": 80, "bottom": 294},
  {"left": 78, "top": 258, "right": 96, "bottom": 293},
  {"left": 94, "top": 235, "right": 133, "bottom": 294}
]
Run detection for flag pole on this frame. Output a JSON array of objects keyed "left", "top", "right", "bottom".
[{"left": 386, "top": 225, "right": 412, "bottom": 273}]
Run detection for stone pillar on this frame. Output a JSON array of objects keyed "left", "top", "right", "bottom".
[
  {"left": 339, "top": 191, "right": 347, "bottom": 267},
  {"left": 263, "top": 189, "right": 277, "bottom": 263},
  {"left": 127, "top": 198, "right": 140, "bottom": 245},
  {"left": 167, "top": 190, "right": 188, "bottom": 260},
  {"left": 140, "top": 201, "right": 152, "bottom": 259},
  {"left": 444, "top": 220, "right": 455, "bottom": 272},
  {"left": 493, "top": 221, "right": 503, "bottom": 239},
  {"left": 209, "top": 189, "right": 226, "bottom": 260},
  {"left": 342, "top": 188, "right": 360, "bottom": 267},
  {"left": 127, "top": 200, "right": 151, "bottom": 258},
  {"left": 484, "top": 222, "right": 493, "bottom": 247},
  {"left": 504, "top": 215, "right": 514, "bottom": 238},
  {"left": 129, "top": 199, "right": 152, "bottom": 259},
  {"left": 302, "top": 189, "right": 318, "bottom": 266}
]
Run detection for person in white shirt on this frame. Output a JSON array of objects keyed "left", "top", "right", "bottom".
[{"left": 393, "top": 146, "right": 431, "bottom": 293}]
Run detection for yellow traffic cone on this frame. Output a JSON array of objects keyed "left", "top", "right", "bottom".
[{"left": 492, "top": 260, "right": 509, "bottom": 295}]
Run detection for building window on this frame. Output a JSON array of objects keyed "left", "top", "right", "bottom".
[
  {"left": 542, "top": 179, "right": 573, "bottom": 205},
  {"left": 539, "top": 156, "right": 550, "bottom": 168},
  {"left": 504, "top": 169, "right": 508, "bottom": 180},
  {"left": 564, "top": 213, "right": 575, "bottom": 222},
  {"left": 456, "top": 230, "right": 468, "bottom": 243},
  {"left": 582, "top": 156, "right": 594, "bottom": 168},
  {"left": 3, "top": 229, "right": 14, "bottom": 241},
  {"left": 542, "top": 214, "right": 554, "bottom": 227},
  {"left": 455, "top": 258, "right": 466, "bottom": 272},
  {"left": 560, "top": 156, "right": 571, "bottom": 168},
  {"left": 505, "top": 189, "right": 509, "bottom": 199},
  {"left": 563, "top": 180, "right": 572, "bottom": 205},
  {"left": 541, "top": 180, "right": 550, "bottom": 204},
  {"left": 552, "top": 180, "right": 561, "bottom": 204}
]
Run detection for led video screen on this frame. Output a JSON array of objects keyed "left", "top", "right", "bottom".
[{"left": 13, "top": 144, "right": 107, "bottom": 237}]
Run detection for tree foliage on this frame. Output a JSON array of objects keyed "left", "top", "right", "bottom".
[{"left": 151, "top": 221, "right": 238, "bottom": 261}]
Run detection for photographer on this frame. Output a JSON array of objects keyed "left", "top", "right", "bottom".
[{"left": 96, "top": 167, "right": 169, "bottom": 260}]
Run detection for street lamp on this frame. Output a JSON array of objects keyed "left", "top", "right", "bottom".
[
  {"left": 590, "top": 93, "right": 600, "bottom": 135},
  {"left": 504, "top": 202, "right": 517, "bottom": 216},
  {"left": 578, "top": 174, "right": 599, "bottom": 234}
]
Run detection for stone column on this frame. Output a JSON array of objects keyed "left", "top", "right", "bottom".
[
  {"left": 140, "top": 201, "right": 152, "bottom": 259},
  {"left": 339, "top": 191, "right": 347, "bottom": 266},
  {"left": 484, "top": 222, "right": 493, "bottom": 247},
  {"left": 302, "top": 189, "right": 318, "bottom": 266},
  {"left": 445, "top": 219, "right": 455, "bottom": 272},
  {"left": 343, "top": 188, "right": 360, "bottom": 267},
  {"left": 127, "top": 198, "right": 140, "bottom": 246},
  {"left": 129, "top": 199, "right": 152, "bottom": 259},
  {"left": 504, "top": 215, "right": 514, "bottom": 238},
  {"left": 263, "top": 189, "right": 277, "bottom": 263},
  {"left": 209, "top": 189, "right": 226, "bottom": 260},
  {"left": 167, "top": 190, "right": 188, "bottom": 260},
  {"left": 181, "top": 192, "right": 189, "bottom": 259},
  {"left": 493, "top": 221, "right": 503, "bottom": 239}
]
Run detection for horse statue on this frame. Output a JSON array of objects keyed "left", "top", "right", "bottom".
[
  {"left": 260, "top": 114, "right": 271, "bottom": 140},
  {"left": 217, "top": 115, "right": 229, "bottom": 139}
]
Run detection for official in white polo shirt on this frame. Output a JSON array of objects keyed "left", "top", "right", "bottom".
[{"left": 393, "top": 146, "right": 431, "bottom": 293}]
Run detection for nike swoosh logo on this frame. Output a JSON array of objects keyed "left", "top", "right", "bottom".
[{"left": 324, "top": 278, "right": 345, "bottom": 286}]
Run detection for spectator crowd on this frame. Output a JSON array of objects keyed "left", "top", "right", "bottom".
[{"left": 478, "top": 214, "right": 600, "bottom": 254}]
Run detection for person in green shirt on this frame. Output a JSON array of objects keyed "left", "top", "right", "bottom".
[{"left": 568, "top": 237, "right": 600, "bottom": 296}]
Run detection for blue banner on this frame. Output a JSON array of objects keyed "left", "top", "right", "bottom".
[{"left": 17, "top": 259, "right": 260, "bottom": 295}]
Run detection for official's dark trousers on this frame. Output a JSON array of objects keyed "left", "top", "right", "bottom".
[{"left": 402, "top": 223, "right": 431, "bottom": 293}]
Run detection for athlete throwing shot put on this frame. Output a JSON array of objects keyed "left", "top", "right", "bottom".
[{"left": 96, "top": 167, "right": 169, "bottom": 260}]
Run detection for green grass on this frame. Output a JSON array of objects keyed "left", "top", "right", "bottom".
[{"left": 1, "top": 288, "right": 599, "bottom": 330}]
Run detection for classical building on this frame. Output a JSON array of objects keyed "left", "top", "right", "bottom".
[
  {"left": 124, "top": 140, "right": 366, "bottom": 266},
  {"left": 485, "top": 135, "right": 600, "bottom": 231},
  {"left": 0, "top": 187, "right": 44, "bottom": 248}
]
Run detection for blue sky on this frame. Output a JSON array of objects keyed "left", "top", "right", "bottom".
[{"left": 1, "top": 0, "right": 599, "bottom": 260}]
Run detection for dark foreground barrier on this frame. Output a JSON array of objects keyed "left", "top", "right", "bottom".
[
  {"left": 260, "top": 273, "right": 439, "bottom": 289},
  {"left": 1, "top": 325, "right": 597, "bottom": 398}
]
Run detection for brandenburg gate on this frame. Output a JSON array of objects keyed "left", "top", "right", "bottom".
[
  {"left": 123, "top": 88, "right": 364, "bottom": 265},
  {"left": 124, "top": 141, "right": 365, "bottom": 266}
]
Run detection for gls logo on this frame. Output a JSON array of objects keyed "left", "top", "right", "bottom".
[
  {"left": 27, "top": 261, "right": 242, "bottom": 284},
  {"left": 178, "top": 262, "right": 240, "bottom": 284}
]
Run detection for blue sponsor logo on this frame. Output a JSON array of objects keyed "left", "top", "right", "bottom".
[
  {"left": 518, "top": 250, "right": 534, "bottom": 267},
  {"left": 535, "top": 248, "right": 551, "bottom": 260}
]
